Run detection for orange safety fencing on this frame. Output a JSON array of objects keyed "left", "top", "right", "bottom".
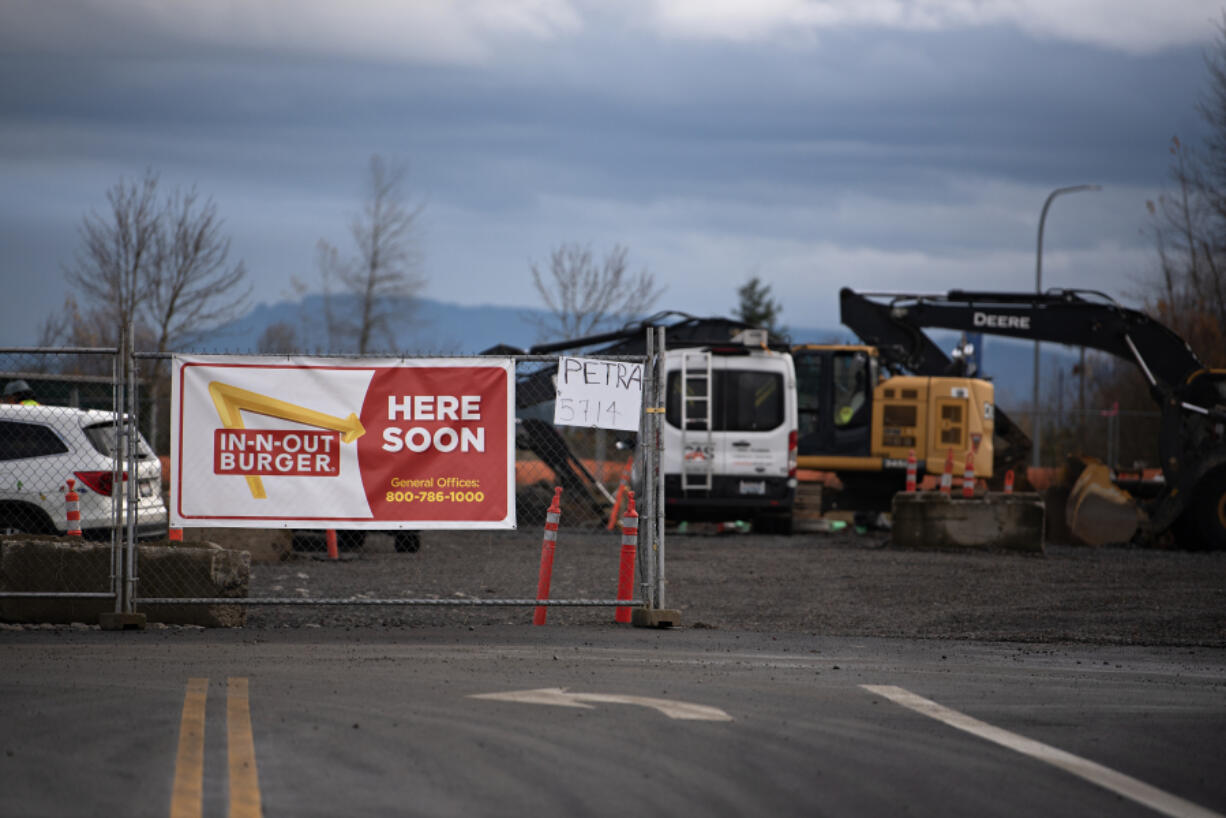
[{"left": 515, "top": 458, "right": 630, "bottom": 487}]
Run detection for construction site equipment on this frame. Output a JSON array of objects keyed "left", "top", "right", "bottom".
[
  {"left": 792, "top": 342, "right": 997, "bottom": 512},
  {"left": 517, "top": 418, "right": 613, "bottom": 520},
  {"left": 837, "top": 288, "right": 1226, "bottom": 549}
]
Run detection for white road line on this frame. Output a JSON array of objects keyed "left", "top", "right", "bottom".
[
  {"left": 862, "top": 685, "right": 1223, "bottom": 818},
  {"left": 470, "top": 688, "right": 733, "bottom": 721}
]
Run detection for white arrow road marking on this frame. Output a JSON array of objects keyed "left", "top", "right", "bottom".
[
  {"left": 863, "top": 685, "right": 1224, "bottom": 818},
  {"left": 469, "top": 688, "right": 733, "bottom": 721}
]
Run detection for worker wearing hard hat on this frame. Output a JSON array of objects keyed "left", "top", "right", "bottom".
[{"left": 3, "top": 380, "right": 39, "bottom": 406}]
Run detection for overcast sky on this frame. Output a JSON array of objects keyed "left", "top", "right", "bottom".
[{"left": 1, "top": 0, "right": 1221, "bottom": 346}]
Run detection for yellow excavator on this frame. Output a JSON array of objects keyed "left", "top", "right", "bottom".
[
  {"left": 795, "top": 288, "right": 1226, "bottom": 550},
  {"left": 792, "top": 342, "right": 998, "bottom": 504}
]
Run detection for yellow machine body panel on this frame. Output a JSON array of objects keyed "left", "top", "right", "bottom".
[{"left": 873, "top": 375, "right": 995, "bottom": 479}]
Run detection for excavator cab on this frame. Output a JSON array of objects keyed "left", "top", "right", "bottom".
[{"left": 794, "top": 345, "right": 877, "bottom": 459}]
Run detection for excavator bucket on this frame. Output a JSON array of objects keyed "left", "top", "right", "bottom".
[{"left": 1065, "top": 456, "right": 1141, "bottom": 546}]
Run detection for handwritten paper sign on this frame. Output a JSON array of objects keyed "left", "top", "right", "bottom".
[{"left": 553, "top": 357, "right": 643, "bottom": 431}]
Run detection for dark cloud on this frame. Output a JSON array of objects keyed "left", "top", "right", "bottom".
[{"left": 0, "top": 16, "right": 1213, "bottom": 344}]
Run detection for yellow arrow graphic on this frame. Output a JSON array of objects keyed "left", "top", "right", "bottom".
[{"left": 208, "top": 381, "right": 366, "bottom": 499}]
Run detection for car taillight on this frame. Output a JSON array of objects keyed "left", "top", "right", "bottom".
[
  {"left": 787, "top": 429, "right": 798, "bottom": 478},
  {"left": 74, "top": 470, "right": 127, "bottom": 496}
]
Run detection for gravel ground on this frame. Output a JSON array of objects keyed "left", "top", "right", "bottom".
[{"left": 225, "top": 527, "right": 1226, "bottom": 646}]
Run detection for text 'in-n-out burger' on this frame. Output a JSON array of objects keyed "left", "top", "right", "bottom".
[{"left": 214, "top": 429, "right": 341, "bottom": 476}]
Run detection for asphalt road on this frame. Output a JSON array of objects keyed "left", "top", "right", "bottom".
[{"left": 2, "top": 627, "right": 1224, "bottom": 817}]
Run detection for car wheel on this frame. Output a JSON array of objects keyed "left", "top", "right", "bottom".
[
  {"left": 394, "top": 532, "right": 421, "bottom": 553},
  {"left": 0, "top": 504, "right": 57, "bottom": 536},
  {"left": 1180, "top": 469, "right": 1226, "bottom": 551}
]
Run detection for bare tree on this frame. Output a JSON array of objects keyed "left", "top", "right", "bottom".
[
  {"left": 1074, "top": 22, "right": 1226, "bottom": 467},
  {"left": 147, "top": 186, "right": 250, "bottom": 356},
  {"left": 60, "top": 170, "right": 249, "bottom": 352},
  {"left": 1198, "top": 14, "right": 1226, "bottom": 229},
  {"left": 36, "top": 298, "right": 77, "bottom": 349},
  {"left": 36, "top": 295, "right": 155, "bottom": 376},
  {"left": 317, "top": 155, "right": 426, "bottom": 354},
  {"left": 529, "top": 242, "right": 664, "bottom": 342},
  {"left": 64, "top": 171, "right": 161, "bottom": 340},
  {"left": 56, "top": 171, "right": 250, "bottom": 452}
]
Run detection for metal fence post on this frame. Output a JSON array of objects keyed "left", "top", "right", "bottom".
[
  {"left": 639, "top": 327, "right": 657, "bottom": 610},
  {"left": 654, "top": 327, "right": 668, "bottom": 613},
  {"left": 629, "top": 326, "right": 678, "bottom": 627},
  {"left": 111, "top": 337, "right": 124, "bottom": 613},
  {"left": 125, "top": 330, "right": 140, "bottom": 615}
]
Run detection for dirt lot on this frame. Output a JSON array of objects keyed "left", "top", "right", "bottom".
[{"left": 200, "top": 526, "right": 1226, "bottom": 646}]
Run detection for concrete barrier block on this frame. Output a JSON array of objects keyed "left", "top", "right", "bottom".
[
  {"left": 793, "top": 481, "right": 827, "bottom": 532},
  {"left": 1, "top": 537, "right": 115, "bottom": 625},
  {"left": 631, "top": 608, "right": 681, "bottom": 628},
  {"left": 0, "top": 538, "right": 249, "bottom": 627},
  {"left": 136, "top": 542, "right": 250, "bottom": 628},
  {"left": 891, "top": 492, "right": 1045, "bottom": 553}
]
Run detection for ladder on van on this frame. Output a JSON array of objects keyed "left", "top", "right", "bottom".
[{"left": 679, "top": 349, "right": 714, "bottom": 492}]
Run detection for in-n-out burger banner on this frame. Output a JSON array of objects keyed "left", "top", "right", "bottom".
[{"left": 171, "top": 356, "right": 515, "bottom": 529}]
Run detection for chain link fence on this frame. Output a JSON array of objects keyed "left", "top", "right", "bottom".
[
  {"left": 7, "top": 336, "right": 1177, "bottom": 627},
  {"left": 1005, "top": 406, "right": 1162, "bottom": 471},
  {"left": 121, "top": 345, "right": 665, "bottom": 625},
  {"left": 0, "top": 347, "right": 150, "bottom": 612},
  {"left": 3, "top": 343, "right": 667, "bottom": 625}
]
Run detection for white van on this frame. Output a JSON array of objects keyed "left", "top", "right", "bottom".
[{"left": 661, "top": 330, "right": 798, "bottom": 533}]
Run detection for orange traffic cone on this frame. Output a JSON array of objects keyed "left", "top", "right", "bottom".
[{"left": 65, "top": 480, "right": 82, "bottom": 536}]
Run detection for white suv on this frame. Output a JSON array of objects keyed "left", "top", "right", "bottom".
[{"left": 0, "top": 404, "right": 168, "bottom": 539}]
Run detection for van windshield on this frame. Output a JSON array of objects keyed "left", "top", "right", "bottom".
[{"left": 666, "top": 370, "right": 784, "bottom": 432}]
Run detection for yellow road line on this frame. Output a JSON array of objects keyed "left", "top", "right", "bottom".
[
  {"left": 170, "top": 678, "right": 208, "bottom": 818},
  {"left": 227, "top": 677, "right": 262, "bottom": 818}
]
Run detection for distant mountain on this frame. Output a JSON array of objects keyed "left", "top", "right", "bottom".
[
  {"left": 202, "top": 294, "right": 546, "bottom": 355},
  {"left": 203, "top": 295, "right": 1076, "bottom": 407}
]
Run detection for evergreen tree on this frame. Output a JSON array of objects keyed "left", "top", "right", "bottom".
[{"left": 734, "top": 274, "right": 783, "bottom": 334}]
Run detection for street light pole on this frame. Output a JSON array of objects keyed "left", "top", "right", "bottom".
[{"left": 1033, "top": 184, "right": 1102, "bottom": 469}]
